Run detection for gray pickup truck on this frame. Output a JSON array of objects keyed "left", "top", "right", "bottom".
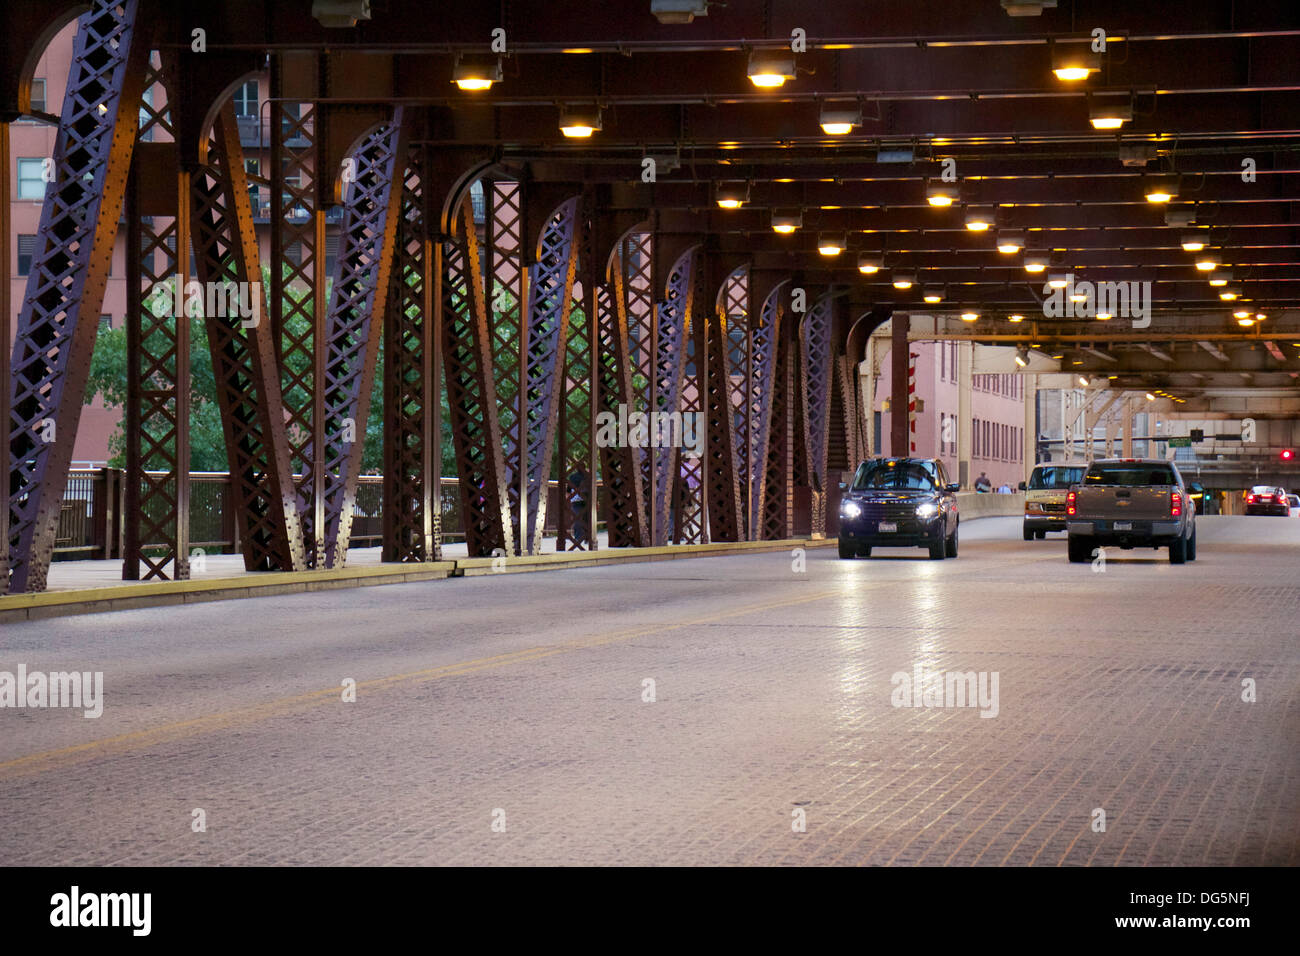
[{"left": 1066, "top": 458, "right": 1198, "bottom": 565}]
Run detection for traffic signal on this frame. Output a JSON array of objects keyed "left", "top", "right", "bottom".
[{"left": 1281, "top": 448, "right": 1295, "bottom": 461}]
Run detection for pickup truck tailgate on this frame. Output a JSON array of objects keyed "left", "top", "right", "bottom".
[{"left": 1075, "top": 486, "right": 1174, "bottom": 519}]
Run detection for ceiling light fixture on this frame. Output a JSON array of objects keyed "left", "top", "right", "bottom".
[
  {"left": 1144, "top": 178, "right": 1178, "bottom": 203},
  {"left": 960, "top": 311, "right": 979, "bottom": 322},
  {"left": 1052, "top": 47, "right": 1101, "bottom": 81},
  {"left": 651, "top": 0, "right": 710, "bottom": 24},
  {"left": 452, "top": 57, "right": 503, "bottom": 91},
  {"left": 1008, "top": 314, "right": 1025, "bottom": 323},
  {"left": 965, "top": 207, "right": 994, "bottom": 231},
  {"left": 1089, "top": 102, "right": 1132, "bottom": 130},
  {"left": 1195, "top": 253, "right": 1221, "bottom": 272},
  {"left": 857, "top": 255, "right": 882, "bottom": 275},
  {"left": 1023, "top": 253, "right": 1049, "bottom": 274},
  {"left": 747, "top": 50, "right": 796, "bottom": 88},
  {"left": 1047, "top": 274, "right": 1069, "bottom": 289},
  {"left": 817, "top": 232, "right": 846, "bottom": 256},
  {"left": 1180, "top": 233, "right": 1206, "bottom": 252},
  {"left": 715, "top": 183, "right": 749, "bottom": 209},
  {"left": 819, "top": 104, "right": 862, "bottom": 135},
  {"left": 892, "top": 273, "right": 915, "bottom": 290},
  {"left": 771, "top": 210, "right": 802, "bottom": 234},
  {"left": 558, "top": 105, "right": 602, "bottom": 137},
  {"left": 996, "top": 231, "right": 1024, "bottom": 254},
  {"left": 926, "top": 181, "right": 959, "bottom": 207}
]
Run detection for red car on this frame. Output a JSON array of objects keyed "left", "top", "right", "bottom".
[{"left": 1245, "top": 485, "right": 1290, "bottom": 517}]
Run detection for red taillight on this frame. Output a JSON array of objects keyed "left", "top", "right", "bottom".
[
  {"left": 1250, "top": 495, "right": 1259, "bottom": 503},
  {"left": 1171, "top": 492, "right": 1182, "bottom": 517},
  {"left": 1066, "top": 490, "right": 1077, "bottom": 516}
]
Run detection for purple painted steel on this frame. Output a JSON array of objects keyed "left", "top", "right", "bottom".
[
  {"left": 800, "top": 294, "right": 835, "bottom": 536},
  {"left": 651, "top": 246, "right": 698, "bottom": 543},
  {"left": 6, "top": 0, "right": 150, "bottom": 593},
  {"left": 307, "top": 111, "right": 409, "bottom": 568}
]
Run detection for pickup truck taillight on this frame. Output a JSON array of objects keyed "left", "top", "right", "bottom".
[
  {"left": 1171, "top": 492, "right": 1182, "bottom": 517},
  {"left": 1066, "top": 490, "right": 1077, "bottom": 516}
]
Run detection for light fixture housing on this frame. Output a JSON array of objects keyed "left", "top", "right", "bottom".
[
  {"left": 996, "top": 231, "right": 1024, "bottom": 254},
  {"left": 715, "top": 183, "right": 749, "bottom": 209},
  {"left": 819, "top": 104, "right": 862, "bottom": 135},
  {"left": 651, "top": 0, "right": 710, "bottom": 24},
  {"left": 817, "top": 232, "right": 846, "bottom": 256},
  {"left": 922, "top": 288, "right": 943, "bottom": 304},
  {"left": 558, "top": 105, "right": 602, "bottom": 137},
  {"left": 960, "top": 311, "right": 979, "bottom": 322},
  {"left": 770, "top": 210, "right": 802, "bottom": 234},
  {"left": 1180, "top": 232, "right": 1206, "bottom": 252},
  {"left": 1233, "top": 309, "right": 1252, "bottom": 319},
  {"left": 452, "top": 57, "right": 503, "bottom": 91},
  {"left": 925, "top": 181, "right": 959, "bottom": 207},
  {"left": 1219, "top": 287, "right": 1241, "bottom": 301},
  {"left": 1047, "top": 274, "right": 1070, "bottom": 289},
  {"left": 1165, "top": 207, "right": 1197, "bottom": 228},
  {"left": 1008, "top": 314, "right": 1025, "bottom": 323},
  {"left": 1052, "top": 47, "right": 1101, "bottom": 81},
  {"left": 1195, "top": 253, "right": 1222, "bottom": 272},
  {"left": 1144, "top": 178, "right": 1178, "bottom": 203},
  {"left": 1023, "top": 253, "right": 1049, "bottom": 273},
  {"left": 964, "top": 207, "right": 995, "bottom": 231},
  {"left": 1237, "top": 317, "right": 1255, "bottom": 327},
  {"left": 1089, "top": 102, "right": 1133, "bottom": 130},
  {"left": 857, "top": 255, "right": 882, "bottom": 275},
  {"left": 892, "top": 273, "right": 915, "bottom": 290},
  {"left": 1002, "top": 0, "right": 1057, "bottom": 14},
  {"left": 1095, "top": 312, "right": 1113, "bottom": 320},
  {"left": 747, "top": 51, "right": 796, "bottom": 88}
]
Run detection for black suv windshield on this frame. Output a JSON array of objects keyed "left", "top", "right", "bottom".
[
  {"left": 1084, "top": 464, "right": 1176, "bottom": 486},
  {"left": 1029, "top": 466, "right": 1085, "bottom": 490},
  {"left": 852, "top": 462, "right": 937, "bottom": 491}
]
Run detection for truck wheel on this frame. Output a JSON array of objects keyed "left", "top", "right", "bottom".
[
  {"left": 1036, "top": 530, "right": 1047, "bottom": 539},
  {"left": 1023, "top": 524, "right": 1034, "bottom": 541},
  {"left": 1169, "top": 534, "right": 1187, "bottom": 564},
  {"left": 838, "top": 537, "right": 855, "bottom": 559},
  {"left": 1067, "top": 536, "right": 1090, "bottom": 563},
  {"left": 945, "top": 523, "right": 959, "bottom": 557},
  {"left": 928, "top": 538, "right": 946, "bottom": 560},
  {"left": 1187, "top": 527, "right": 1197, "bottom": 561}
]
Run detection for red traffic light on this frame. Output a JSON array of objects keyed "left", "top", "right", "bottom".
[{"left": 1282, "top": 449, "right": 1296, "bottom": 461}]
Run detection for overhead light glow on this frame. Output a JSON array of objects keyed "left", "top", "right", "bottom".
[
  {"left": 715, "top": 183, "right": 749, "bottom": 209},
  {"left": 1096, "top": 312, "right": 1113, "bottom": 320},
  {"left": 922, "top": 288, "right": 943, "bottom": 303},
  {"left": 1089, "top": 102, "right": 1133, "bottom": 130},
  {"left": 857, "top": 255, "right": 881, "bottom": 275},
  {"left": 1008, "top": 314, "right": 1025, "bottom": 323},
  {"left": 1048, "top": 275, "right": 1069, "bottom": 289},
  {"left": 1052, "top": 48, "right": 1101, "bottom": 81},
  {"left": 452, "top": 58, "right": 503, "bottom": 91},
  {"left": 1219, "top": 288, "right": 1240, "bottom": 300},
  {"left": 1238, "top": 317, "right": 1255, "bottom": 327},
  {"left": 1233, "top": 309, "right": 1251, "bottom": 319},
  {"left": 771, "top": 210, "right": 802, "bottom": 234},
  {"left": 558, "top": 105, "right": 602, "bottom": 138},
  {"left": 819, "top": 105, "right": 862, "bottom": 136},
  {"left": 965, "top": 207, "right": 994, "bottom": 231},
  {"left": 1195, "top": 254, "right": 1221, "bottom": 271},
  {"left": 926, "top": 181, "right": 959, "bottom": 207},
  {"left": 748, "top": 51, "right": 796, "bottom": 88},
  {"left": 1180, "top": 233, "right": 1206, "bottom": 252},
  {"left": 996, "top": 231, "right": 1023, "bottom": 254},
  {"left": 1024, "top": 253, "right": 1049, "bottom": 273},
  {"left": 892, "top": 273, "right": 915, "bottom": 290},
  {"left": 817, "top": 233, "right": 846, "bottom": 256},
  {"left": 960, "top": 311, "right": 979, "bottom": 322},
  {"left": 1144, "top": 179, "right": 1178, "bottom": 203}
]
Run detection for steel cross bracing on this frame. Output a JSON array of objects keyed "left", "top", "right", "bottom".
[
  {"left": 5, "top": 0, "right": 150, "bottom": 593},
  {"left": 674, "top": 252, "right": 710, "bottom": 546},
  {"left": 382, "top": 147, "right": 440, "bottom": 563},
  {"left": 651, "top": 247, "right": 697, "bottom": 544},
  {"left": 555, "top": 214, "right": 597, "bottom": 552},
  {"left": 441, "top": 193, "right": 513, "bottom": 557},
  {"left": 519, "top": 197, "right": 581, "bottom": 554},
  {"left": 800, "top": 294, "right": 836, "bottom": 538},
  {"left": 594, "top": 245, "right": 648, "bottom": 549},
  {"left": 123, "top": 56, "right": 190, "bottom": 581},
  {"left": 708, "top": 265, "right": 748, "bottom": 542},
  {"left": 269, "top": 75, "right": 327, "bottom": 566},
  {"left": 308, "top": 112, "right": 409, "bottom": 568},
  {"left": 189, "top": 103, "right": 306, "bottom": 573},
  {"left": 733, "top": 280, "right": 785, "bottom": 540}
]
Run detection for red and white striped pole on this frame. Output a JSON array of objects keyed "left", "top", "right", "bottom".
[{"left": 908, "top": 351, "right": 918, "bottom": 454}]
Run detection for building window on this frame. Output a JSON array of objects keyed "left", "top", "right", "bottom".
[
  {"left": 30, "top": 78, "right": 47, "bottom": 113},
  {"left": 233, "top": 80, "right": 258, "bottom": 119},
  {"left": 17, "top": 158, "right": 47, "bottom": 199},
  {"left": 17, "top": 235, "right": 37, "bottom": 275},
  {"left": 100, "top": 314, "right": 112, "bottom": 331}
]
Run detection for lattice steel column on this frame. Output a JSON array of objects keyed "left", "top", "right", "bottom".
[
  {"left": 308, "top": 112, "right": 409, "bottom": 568},
  {"left": 269, "top": 69, "right": 326, "bottom": 566},
  {"left": 801, "top": 294, "right": 835, "bottom": 538},
  {"left": 651, "top": 247, "right": 697, "bottom": 544},
  {"left": 190, "top": 103, "right": 305, "bottom": 573},
  {"left": 673, "top": 249, "right": 710, "bottom": 545},
  {"left": 442, "top": 193, "right": 513, "bottom": 557},
  {"left": 6, "top": 0, "right": 150, "bottom": 592},
  {"left": 706, "top": 263, "right": 746, "bottom": 542},
  {"left": 557, "top": 214, "right": 597, "bottom": 551},
  {"left": 593, "top": 234, "right": 648, "bottom": 548},
  {"left": 123, "top": 58, "right": 191, "bottom": 580},
  {"left": 520, "top": 197, "right": 581, "bottom": 554},
  {"left": 382, "top": 146, "right": 440, "bottom": 562},
  {"left": 763, "top": 309, "right": 797, "bottom": 540}
]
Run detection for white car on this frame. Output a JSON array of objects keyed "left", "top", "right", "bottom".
[{"left": 1289, "top": 494, "right": 1300, "bottom": 518}]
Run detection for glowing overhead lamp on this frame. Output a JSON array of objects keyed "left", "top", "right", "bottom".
[
  {"left": 926, "top": 180, "right": 959, "bottom": 207},
  {"left": 1047, "top": 274, "right": 1069, "bottom": 289},
  {"left": 1023, "top": 253, "right": 1049, "bottom": 273},
  {"left": 1008, "top": 314, "right": 1025, "bottom": 323},
  {"left": 960, "top": 311, "right": 979, "bottom": 322},
  {"left": 922, "top": 288, "right": 943, "bottom": 304},
  {"left": 817, "top": 233, "right": 846, "bottom": 256},
  {"left": 770, "top": 210, "right": 802, "bottom": 234},
  {"left": 748, "top": 50, "right": 796, "bottom": 88},
  {"left": 1089, "top": 102, "right": 1132, "bottom": 130},
  {"left": 892, "top": 273, "right": 915, "bottom": 290},
  {"left": 819, "top": 104, "right": 862, "bottom": 135},
  {"left": 559, "top": 105, "right": 602, "bottom": 137},
  {"left": 1180, "top": 233, "right": 1206, "bottom": 252},
  {"left": 996, "top": 231, "right": 1024, "bottom": 254},
  {"left": 1144, "top": 178, "right": 1178, "bottom": 203},
  {"left": 1052, "top": 47, "right": 1101, "bottom": 81},
  {"left": 857, "top": 255, "right": 882, "bottom": 275},
  {"left": 1195, "top": 253, "right": 1221, "bottom": 272},
  {"left": 452, "top": 57, "right": 502, "bottom": 91},
  {"left": 964, "top": 207, "right": 994, "bottom": 231}
]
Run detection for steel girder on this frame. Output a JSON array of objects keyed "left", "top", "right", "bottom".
[
  {"left": 762, "top": 307, "right": 797, "bottom": 540},
  {"left": 382, "top": 146, "right": 441, "bottom": 563},
  {"left": 270, "top": 70, "right": 328, "bottom": 566},
  {"left": 673, "top": 249, "right": 711, "bottom": 546},
  {"left": 651, "top": 246, "right": 698, "bottom": 545},
  {"left": 0, "top": 119, "right": 11, "bottom": 581},
  {"left": 594, "top": 235, "right": 649, "bottom": 549},
  {"left": 6, "top": 0, "right": 150, "bottom": 593},
  {"left": 123, "top": 57, "right": 191, "bottom": 581},
  {"left": 441, "top": 192, "right": 513, "bottom": 557},
  {"left": 706, "top": 263, "right": 747, "bottom": 543},
  {"left": 732, "top": 276, "right": 786, "bottom": 539},
  {"left": 303, "top": 112, "right": 409, "bottom": 568},
  {"left": 800, "top": 294, "right": 836, "bottom": 539},
  {"left": 519, "top": 197, "right": 582, "bottom": 554},
  {"left": 555, "top": 213, "right": 597, "bottom": 552},
  {"left": 190, "top": 103, "right": 306, "bottom": 573}
]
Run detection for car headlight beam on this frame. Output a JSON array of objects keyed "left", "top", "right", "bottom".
[
  {"left": 841, "top": 501, "right": 862, "bottom": 519},
  {"left": 915, "top": 501, "right": 939, "bottom": 519}
]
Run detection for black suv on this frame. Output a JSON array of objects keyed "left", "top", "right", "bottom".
[{"left": 838, "top": 458, "right": 961, "bottom": 560}]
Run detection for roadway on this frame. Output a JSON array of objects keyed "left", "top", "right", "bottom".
[{"left": 0, "top": 515, "right": 1296, "bottom": 865}]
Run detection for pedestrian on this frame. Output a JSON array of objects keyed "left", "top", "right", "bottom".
[
  {"left": 974, "top": 471, "right": 992, "bottom": 493},
  {"left": 566, "top": 462, "right": 590, "bottom": 546}
]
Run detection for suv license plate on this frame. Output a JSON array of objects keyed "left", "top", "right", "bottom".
[
  {"left": 878, "top": 521, "right": 897, "bottom": 533},
  {"left": 1113, "top": 521, "right": 1132, "bottom": 531}
]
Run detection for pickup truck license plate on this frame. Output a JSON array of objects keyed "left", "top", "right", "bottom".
[
  {"left": 878, "top": 521, "right": 897, "bottom": 533},
  {"left": 1113, "top": 521, "right": 1132, "bottom": 531}
]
